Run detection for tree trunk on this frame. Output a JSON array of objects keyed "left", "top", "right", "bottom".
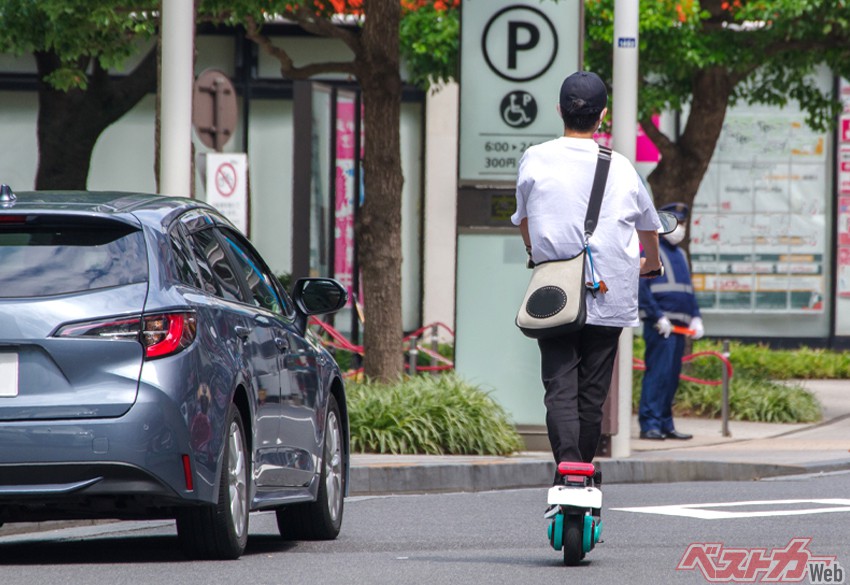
[
  {"left": 646, "top": 67, "right": 736, "bottom": 212},
  {"left": 356, "top": 0, "right": 405, "bottom": 382},
  {"left": 34, "top": 48, "right": 157, "bottom": 190}
]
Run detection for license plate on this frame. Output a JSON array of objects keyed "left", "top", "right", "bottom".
[{"left": 0, "top": 353, "right": 19, "bottom": 397}]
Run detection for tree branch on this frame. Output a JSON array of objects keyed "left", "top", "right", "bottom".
[
  {"left": 106, "top": 44, "right": 157, "bottom": 111},
  {"left": 244, "top": 15, "right": 357, "bottom": 80},
  {"left": 290, "top": 5, "right": 361, "bottom": 54}
]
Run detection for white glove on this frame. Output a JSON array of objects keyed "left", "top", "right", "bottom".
[
  {"left": 690, "top": 317, "right": 704, "bottom": 340},
  {"left": 655, "top": 316, "right": 673, "bottom": 339}
]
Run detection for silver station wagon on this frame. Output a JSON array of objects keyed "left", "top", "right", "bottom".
[{"left": 0, "top": 187, "right": 349, "bottom": 559}]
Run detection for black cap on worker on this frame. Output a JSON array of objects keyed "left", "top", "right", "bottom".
[
  {"left": 659, "top": 202, "right": 690, "bottom": 222},
  {"left": 559, "top": 71, "right": 608, "bottom": 116}
]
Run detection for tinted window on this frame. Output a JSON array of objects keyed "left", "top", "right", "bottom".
[
  {"left": 191, "top": 228, "right": 243, "bottom": 302},
  {"left": 168, "top": 227, "right": 202, "bottom": 289},
  {"left": 220, "top": 229, "right": 287, "bottom": 315},
  {"left": 0, "top": 217, "right": 147, "bottom": 298}
]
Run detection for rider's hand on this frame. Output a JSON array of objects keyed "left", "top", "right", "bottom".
[
  {"left": 640, "top": 258, "right": 664, "bottom": 279},
  {"left": 690, "top": 317, "right": 704, "bottom": 340},
  {"left": 526, "top": 245, "right": 535, "bottom": 269},
  {"left": 655, "top": 316, "right": 673, "bottom": 339}
]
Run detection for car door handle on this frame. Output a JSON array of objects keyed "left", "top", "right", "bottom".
[
  {"left": 234, "top": 325, "right": 252, "bottom": 339},
  {"left": 274, "top": 336, "right": 289, "bottom": 352}
]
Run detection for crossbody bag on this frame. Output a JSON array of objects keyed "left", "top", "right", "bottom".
[{"left": 515, "top": 145, "right": 612, "bottom": 339}]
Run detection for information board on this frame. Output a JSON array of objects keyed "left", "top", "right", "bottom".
[
  {"left": 459, "top": 0, "right": 582, "bottom": 186},
  {"left": 836, "top": 78, "right": 850, "bottom": 334},
  {"left": 691, "top": 112, "right": 828, "bottom": 313}
]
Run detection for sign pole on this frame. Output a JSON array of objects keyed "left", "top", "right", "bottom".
[
  {"left": 611, "top": 0, "right": 639, "bottom": 459},
  {"left": 160, "top": 0, "right": 194, "bottom": 198}
]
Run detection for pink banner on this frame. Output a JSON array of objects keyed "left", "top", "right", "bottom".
[{"left": 334, "top": 102, "right": 356, "bottom": 298}]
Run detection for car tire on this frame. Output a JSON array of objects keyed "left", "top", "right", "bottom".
[
  {"left": 276, "top": 394, "right": 344, "bottom": 541},
  {"left": 177, "top": 403, "right": 250, "bottom": 559}
]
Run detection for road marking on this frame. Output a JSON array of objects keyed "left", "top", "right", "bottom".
[{"left": 612, "top": 498, "right": 850, "bottom": 519}]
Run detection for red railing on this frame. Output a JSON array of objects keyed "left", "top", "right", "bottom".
[
  {"left": 632, "top": 350, "right": 734, "bottom": 385},
  {"left": 308, "top": 317, "right": 455, "bottom": 378}
]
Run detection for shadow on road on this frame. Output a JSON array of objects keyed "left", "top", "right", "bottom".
[{"left": 0, "top": 534, "right": 295, "bottom": 564}]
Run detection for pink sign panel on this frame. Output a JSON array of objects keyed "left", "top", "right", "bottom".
[
  {"left": 334, "top": 102, "right": 356, "bottom": 297},
  {"left": 594, "top": 114, "right": 660, "bottom": 162}
]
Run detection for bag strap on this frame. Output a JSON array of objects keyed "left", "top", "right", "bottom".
[{"left": 583, "top": 145, "right": 612, "bottom": 241}]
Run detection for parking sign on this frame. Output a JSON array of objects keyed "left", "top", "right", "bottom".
[{"left": 459, "top": 0, "right": 582, "bottom": 186}]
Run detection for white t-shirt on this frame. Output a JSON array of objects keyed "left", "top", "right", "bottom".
[{"left": 512, "top": 136, "right": 661, "bottom": 327}]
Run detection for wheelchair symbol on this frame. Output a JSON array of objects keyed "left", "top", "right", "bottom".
[{"left": 500, "top": 91, "right": 537, "bottom": 128}]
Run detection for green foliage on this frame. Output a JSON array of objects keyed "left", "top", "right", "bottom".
[
  {"left": 347, "top": 374, "right": 524, "bottom": 455},
  {"left": 633, "top": 368, "right": 822, "bottom": 424},
  {"left": 631, "top": 337, "right": 848, "bottom": 423},
  {"left": 0, "top": 0, "right": 158, "bottom": 90},
  {"left": 275, "top": 272, "right": 292, "bottom": 293},
  {"left": 585, "top": 0, "right": 850, "bottom": 132},
  {"left": 399, "top": 4, "right": 459, "bottom": 90},
  {"left": 203, "top": 0, "right": 460, "bottom": 90}
]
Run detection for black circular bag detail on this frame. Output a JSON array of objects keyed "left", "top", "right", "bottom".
[{"left": 526, "top": 286, "right": 567, "bottom": 319}]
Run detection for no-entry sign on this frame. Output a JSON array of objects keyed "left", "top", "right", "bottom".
[{"left": 205, "top": 153, "right": 248, "bottom": 234}]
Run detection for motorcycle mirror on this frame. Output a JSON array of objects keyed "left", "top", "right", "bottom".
[{"left": 657, "top": 210, "right": 679, "bottom": 235}]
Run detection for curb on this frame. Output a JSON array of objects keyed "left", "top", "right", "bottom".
[{"left": 349, "top": 456, "right": 850, "bottom": 496}]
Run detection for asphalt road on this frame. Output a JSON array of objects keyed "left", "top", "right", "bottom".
[{"left": 2, "top": 470, "right": 849, "bottom": 585}]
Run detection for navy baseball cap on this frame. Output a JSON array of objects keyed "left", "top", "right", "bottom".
[
  {"left": 659, "top": 202, "right": 689, "bottom": 221},
  {"left": 559, "top": 71, "right": 608, "bottom": 116}
]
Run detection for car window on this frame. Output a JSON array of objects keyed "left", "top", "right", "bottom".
[
  {"left": 0, "top": 216, "right": 147, "bottom": 298},
  {"left": 219, "top": 228, "right": 288, "bottom": 315},
  {"left": 190, "top": 228, "right": 244, "bottom": 303},
  {"left": 168, "top": 227, "right": 202, "bottom": 289}
]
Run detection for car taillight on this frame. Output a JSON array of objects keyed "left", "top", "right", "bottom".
[
  {"left": 55, "top": 312, "right": 196, "bottom": 359},
  {"left": 0, "top": 215, "right": 27, "bottom": 224},
  {"left": 55, "top": 316, "right": 141, "bottom": 340},
  {"left": 142, "top": 313, "right": 197, "bottom": 359}
]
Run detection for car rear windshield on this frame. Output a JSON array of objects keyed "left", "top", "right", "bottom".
[{"left": 0, "top": 216, "right": 148, "bottom": 297}]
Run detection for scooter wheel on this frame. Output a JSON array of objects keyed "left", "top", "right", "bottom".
[{"left": 563, "top": 513, "right": 584, "bottom": 566}]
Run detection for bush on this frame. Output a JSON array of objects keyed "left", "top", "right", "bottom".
[
  {"left": 347, "top": 374, "right": 524, "bottom": 455},
  {"left": 632, "top": 337, "right": 838, "bottom": 423}
]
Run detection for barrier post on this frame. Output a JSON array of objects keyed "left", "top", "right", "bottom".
[
  {"left": 721, "top": 339, "right": 731, "bottom": 437},
  {"left": 408, "top": 335, "right": 419, "bottom": 376},
  {"left": 430, "top": 324, "right": 439, "bottom": 374}
]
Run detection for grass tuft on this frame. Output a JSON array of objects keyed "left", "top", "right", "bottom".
[{"left": 347, "top": 374, "right": 524, "bottom": 455}]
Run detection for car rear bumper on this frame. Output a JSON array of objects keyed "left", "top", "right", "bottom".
[{"left": 0, "top": 382, "right": 219, "bottom": 521}]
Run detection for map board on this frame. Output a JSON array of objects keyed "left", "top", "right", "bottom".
[{"left": 691, "top": 112, "right": 827, "bottom": 313}]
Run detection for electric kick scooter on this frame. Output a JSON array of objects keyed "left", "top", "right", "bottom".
[{"left": 545, "top": 461, "right": 602, "bottom": 566}]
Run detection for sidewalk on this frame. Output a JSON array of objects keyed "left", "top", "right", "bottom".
[{"left": 350, "top": 379, "right": 850, "bottom": 494}]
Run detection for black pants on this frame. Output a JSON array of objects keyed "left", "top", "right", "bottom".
[{"left": 538, "top": 324, "right": 623, "bottom": 465}]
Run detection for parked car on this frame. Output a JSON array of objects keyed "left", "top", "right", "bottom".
[{"left": 0, "top": 186, "right": 349, "bottom": 559}]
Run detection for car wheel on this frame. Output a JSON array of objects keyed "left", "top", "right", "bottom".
[
  {"left": 177, "top": 403, "right": 250, "bottom": 559},
  {"left": 276, "top": 394, "right": 344, "bottom": 540}
]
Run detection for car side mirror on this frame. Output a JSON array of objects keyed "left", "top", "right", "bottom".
[
  {"left": 657, "top": 211, "right": 679, "bottom": 235},
  {"left": 292, "top": 278, "right": 348, "bottom": 316}
]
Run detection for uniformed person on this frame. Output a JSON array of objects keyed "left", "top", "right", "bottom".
[{"left": 637, "top": 202, "right": 704, "bottom": 440}]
